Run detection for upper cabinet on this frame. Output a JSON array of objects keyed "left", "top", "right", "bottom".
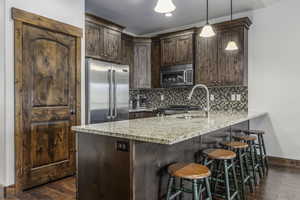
[
  {"left": 160, "top": 29, "right": 195, "bottom": 67},
  {"left": 121, "top": 34, "right": 134, "bottom": 88},
  {"left": 195, "top": 18, "right": 252, "bottom": 86},
  {"left": 132, "top": 38, "right": 152, "bottom": 89},
  {"left": 85, "top": 14, "right": 124, "bottom": 64},
  {"left": 151, "top": 38, "right": 161, "bottom": 88}
]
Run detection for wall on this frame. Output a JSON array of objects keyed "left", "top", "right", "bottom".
[
  {"left": 2, "top": 0, "right": 85, "bottom": 186},
  {"left": 247, "top": 0, "right": 300, "bottom": 160},
  {"left": 0, "top": 0, "right": 6, "bottom": 189}
]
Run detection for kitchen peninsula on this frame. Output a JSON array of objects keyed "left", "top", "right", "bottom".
[{"left": 72, "top": 111, "right": 267, "bottom": 200}]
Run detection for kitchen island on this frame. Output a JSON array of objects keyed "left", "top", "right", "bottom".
[{"left": 72, "top": 111, "right": 267, "bottom": 200}]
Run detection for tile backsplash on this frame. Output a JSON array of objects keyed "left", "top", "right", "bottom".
[{"left": 130, "top": 86, "right": 248, "bottom": 112}]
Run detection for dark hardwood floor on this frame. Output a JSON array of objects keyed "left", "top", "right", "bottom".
[{"left": 3, "top": 166, "right": 300, "bottom": 200}]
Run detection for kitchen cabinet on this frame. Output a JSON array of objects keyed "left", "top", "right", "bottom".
[
  {"left": 160, "top": 29, "right": 195, "bottom": 67},
  {"left": 195, "top": 17, "right": 251, "bottom": 86},
  {"left": 151, "top": 38, "right": 161, "bottom": 88},
  {"left": 85, "top": 14, "right": 124, "bottom": 63},
  {"left": 121, "top": 34, "right": 134, "bottom": 88},
  {"left": 132, "top": 38, "right": 152, "bottom": 89}
]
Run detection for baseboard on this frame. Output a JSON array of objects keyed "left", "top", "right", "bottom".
[
  {"left": 3, "top": 184, "right": 16, "bottom": 198},
  {"left": 268, "top": 156, "right": 300, "bottom": 169}
]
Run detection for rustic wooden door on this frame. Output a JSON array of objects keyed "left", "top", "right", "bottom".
[{"left": 13, "top": 8, "right": 82, "bottom": 191}]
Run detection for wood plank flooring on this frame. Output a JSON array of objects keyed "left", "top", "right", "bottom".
[{"left": 2, "top": 166, "right": 300, "bottom": 200}]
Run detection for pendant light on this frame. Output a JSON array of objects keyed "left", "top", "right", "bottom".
[
  {"left": 154, "top": 0, "right": 176, "bottom": 14},
  {"left": 200, "top": 0, "right": 216, "bottom": 38},
  {"left": 225, "top": 0, "right": 238, "bottom": 51}
]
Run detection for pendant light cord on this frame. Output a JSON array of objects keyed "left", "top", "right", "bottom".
[
  {"left": 231, "top": 0, "right": 233, "bottom": 21},
  {"left": 206, "top": 0, "right": 209, "bottom": 24}
]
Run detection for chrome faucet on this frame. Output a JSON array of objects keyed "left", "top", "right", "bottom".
[{"left": 187, "top": 84, "right": 210, "bottom": 117}]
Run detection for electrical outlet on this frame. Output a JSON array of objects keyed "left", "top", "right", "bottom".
[
  {"left": 210, "top": 94, "right": 215, "bottom": 101},
  {"left": 231, "top": 94, "right": 236, "bottom": 101},
  {"left": 160, "top": 94, "right": 165, "bottom": 101},
  {"left": 236, "top": 94, "right": 241, "bottom": 101}
]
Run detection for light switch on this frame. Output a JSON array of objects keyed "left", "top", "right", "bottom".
[
  {"left": 161, "top": 94, "right": 165, "bottom": 101},
  {"left": 210, "top": 94, "right": 215, "bottom": 101},
  {"left": 236, "top": 94, "right": 241, "bottom": 101}
]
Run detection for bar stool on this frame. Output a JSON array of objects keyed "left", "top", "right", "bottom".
[
  {"left": 242, "top": 130, "right": 269, "bottom": 175},
  {"left": 202, "top": 149, "right": 240, "bottom": 200},
  {"left": 166, "top": 163, "right": 212, "bottom": 200},
  {"left": 233, "top": 135, "right": 263, "bottom": 186},
  {"left": 221, "top": 141, "right": 254, "bottom": 200}
]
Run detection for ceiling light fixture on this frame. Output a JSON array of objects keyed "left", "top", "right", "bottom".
[
  {"left": 225, "top": 0, "right": 238, "bottom": 51},
  {"left": 154, "top": 0, "right": 176, "bottom": 14},
  {"left": 200, "top": 0, "right": 216, "bottom": 38},
  {"left": 165, "top": 13, "right": 173, "bottom": 17}
]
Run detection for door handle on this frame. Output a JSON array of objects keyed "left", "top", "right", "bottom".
[
  {"left": 70, "top": 109, "right": 76, "bottom": 115},
  {"left": 112, "top": 70, "right": 117, "bottom": 119},
  {"left": 107, "top": 69, "right": 112, "bottom": 119}
]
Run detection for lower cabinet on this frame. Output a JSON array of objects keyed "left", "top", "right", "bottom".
[{"left": 129, "top": 111, "right": 156, "bottom": 119}]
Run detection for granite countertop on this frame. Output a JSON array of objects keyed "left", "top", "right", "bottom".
[{"left": 72, "top": 111, "right": 267, "bottom": 145}]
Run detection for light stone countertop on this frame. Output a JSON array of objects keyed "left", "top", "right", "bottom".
[{"left": 72, "top": 111, "right": 267, "bottom": 145}]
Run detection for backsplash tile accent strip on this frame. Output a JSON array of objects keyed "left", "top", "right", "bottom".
[{"left": 130, "top": 86, "right": 248, "bottom": 112}]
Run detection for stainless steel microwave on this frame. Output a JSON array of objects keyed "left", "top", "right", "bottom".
[{"left": 160, "top": 64, "right": 194, "bottom": 87}]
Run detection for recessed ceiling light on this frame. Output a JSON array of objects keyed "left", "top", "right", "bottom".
[{"left": 165, "top": 13, "right": 173, "bottom": 17}]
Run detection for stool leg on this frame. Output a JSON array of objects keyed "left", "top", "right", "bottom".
[
  {"left": 260, "top": 134, "right": 269, "bottom": 173},
  {"left": 238, "top": 149, "right": 246, "bottom": 200},
  {"left": 257, "top": 135, "right": 266, "bottom": 176},
  {"left": 249, "top": 141, "right": 258, "bottom": 186},
  {"left": 205, "top": 177, "right": 212, "bottom": 200},
  {"left": 243, "top": 149, "right": 254, "bottom": 193},
  {"left": 193, "top": 180, "right": 199, "bottom": 200},
  {"left": 223, "top": 160, "right": 231, "bottom": 200},
  {"left": 179, "top": 178, "right": 183, "bottom": 200},
  {"left": 254, "top": 143, "right": 263, "bottom": 179},
  {"left": 231, "top": 159, "right": 241, "bottom": 200},
  {"left": 166, "top": 176, "right": 175, "bottom": 200}
]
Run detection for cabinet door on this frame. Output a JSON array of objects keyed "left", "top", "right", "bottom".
[
  {"left": 85, "top": 22, "right": 103, "bottom": 58},
  {"left": 176, "top": 35, "right": 193, "bottom": 64},
  {"left": 195, "top": 36, "right": 218, "bottom": 85},
  {"left": 133, "top": 43, "right": 151, "bottom": 88},
  {"left": 151, "top": 40, "right": 161, "bottom": 88},
  {"left": 161, "top": 38, "right": 176, "bottom": 66},
  {"left": 217, "top": 28, "right": 244, "bottom": 85},
  {"left": 104, "top": 28, "right": 122, "bottom": 63},
  {"left": 121, "top": 37, "right": 134, "bottom": 88}
]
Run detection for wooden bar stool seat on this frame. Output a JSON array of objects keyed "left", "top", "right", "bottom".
[
  {"left": 222, "top": 141, "right": 249, "bottom": 149},
  {"left": 233, "top": 135, "right": 256, "bottom": 141},
  {"left": 168, "top": 163, "right": 211, "bottom": 180},
  {"left": 203, "top": 149, "right": 236, "bottom": 160},
  {"left": 166, "top": 163, "right": 213, "bottom": 200}
]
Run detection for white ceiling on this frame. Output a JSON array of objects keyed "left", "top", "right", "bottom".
[{"left": 86, "top": 0, "right": 279, "bottom": 35}]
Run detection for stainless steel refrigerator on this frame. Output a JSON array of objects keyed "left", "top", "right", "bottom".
[{"left": 86, "top": 59, "right": 129, "bottom": 124}]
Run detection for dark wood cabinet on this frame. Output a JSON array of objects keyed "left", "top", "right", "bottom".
[
  {"left": 151, "top": 38, "right": 161, "bottom": 88},
  {"left": 121, "top": 34, "right": 134, "bottom": 88},
  {"left": 132, "top": 38, "right": 152, "bottom": 89},
  {"left": 160, "top": 29, "right": 195, "bottom": 67},
  {"left": 85, "top": 14, "right": 124, "bottom": 63},
  {"left": 195, "top": 18, "right": 251, "bottom": 86}
]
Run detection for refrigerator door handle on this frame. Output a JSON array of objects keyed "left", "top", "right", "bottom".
[
  {"left": 112, "top": 70, "right": 117, "bottom": 119},
  {"left": 107, "top": 69, "right": 112, "bottom": 120}
]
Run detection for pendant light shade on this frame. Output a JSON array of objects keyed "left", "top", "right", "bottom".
[
  {"left": 154, "top": 0, "right": 176, "bottom": 14},
  {"left": 200, "top": 24, "right": 216, "bottom": 37},
  {"left": 225, "top": 41, "right": 238, "bottom": 51},
  {"left": 200, "top": 0, "right": 215, "bottom": 38},
  {"left": 225, "top": 0, "right": 238, "bottom": 51}
]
